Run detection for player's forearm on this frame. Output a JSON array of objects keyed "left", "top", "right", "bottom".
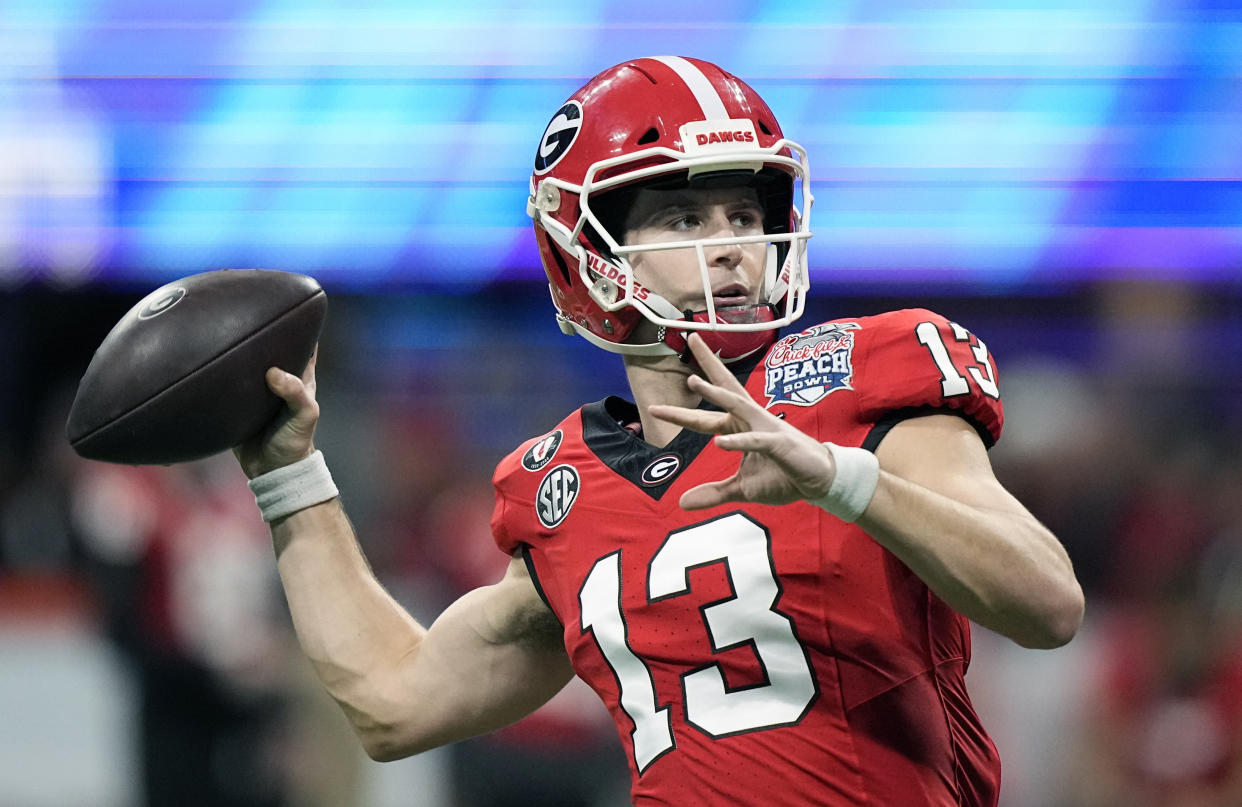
[
  {"left": 856, "top": 472, "right": 1084, "bottom": 649},
  {"left": 270, "top": 507, "right": 573, "bottom": 760},
  {"left": 270, "top": 499, "right": 430, "bottom": 749}
]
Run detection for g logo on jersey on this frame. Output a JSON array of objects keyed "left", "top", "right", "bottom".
[
  {"left": 764, "top": 323, "right": 859, "bottom": 407},
  {"left": 138, "top": 287, "right": 186, "bottom": 320},
  {"left": 536, "top": 464, "right": 579, "bottom": 528},
  {"left": 521, "top": 430, "right": 563, "bottom": 472},
  {"left": 640, "top": 454, "right": 680, "bottom": 487},
  {"left": 533, "top": 102, "right": 582, "bottom": 175}
]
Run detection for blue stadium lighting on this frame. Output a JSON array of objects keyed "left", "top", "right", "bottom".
[{"left": 1, "top": 0, "right": 1238, "bottom": 290}]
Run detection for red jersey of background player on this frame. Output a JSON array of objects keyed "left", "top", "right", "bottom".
[{"left": 491, "top": 308, "right": 1005, "bottom": 807}]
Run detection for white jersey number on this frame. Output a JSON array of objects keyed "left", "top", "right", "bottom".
[
  {"left": 916, "top": 320, "right": 1000, "bottom": 400},
  {"left": 579, "top": 512, "right": 817, "bottom": 773}
]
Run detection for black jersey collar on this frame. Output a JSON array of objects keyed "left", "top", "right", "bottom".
[
  {"left": 580, "top": 397, "right": 711, "bottom": 501},
  {"left": 580, "top": 350, "right": 765, "bottom": 501}
]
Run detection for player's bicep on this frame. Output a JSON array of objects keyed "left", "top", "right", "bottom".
[
  {"left": 872, "top": 414, "right": 1025, "bottom": 515},
  {"left": 381, "top": 556, "right": 574, "bottom": 758}
]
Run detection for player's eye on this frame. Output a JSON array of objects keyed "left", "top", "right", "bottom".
[
  {"left": 667, "top": 214, "right": 701, "bottom": 231},
  {"left": 730, "top": 207, "right": 764, "bottom": 231}
]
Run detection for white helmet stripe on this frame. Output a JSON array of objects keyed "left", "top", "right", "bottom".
[{"left": 649, "top": 56, "right": 729, "bottom": 120}]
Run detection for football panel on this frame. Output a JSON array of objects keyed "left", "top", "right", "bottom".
[
  {"left": 70, "top": 292, "right": 326, "bottom": 464},
  {"left": 67, "top": 269, "right": 323, "bottom": 441}
]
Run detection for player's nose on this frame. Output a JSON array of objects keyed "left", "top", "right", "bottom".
[{"left": 703, "top": 210, "right": 745, "bottom": 269}]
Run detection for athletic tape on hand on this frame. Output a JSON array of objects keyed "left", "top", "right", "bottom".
[
  {"left": 248, "top": 450, "right": 339, "bottom": 522},
  {"left": 807, "top": 443, "right": 880, "bottom": 523}
]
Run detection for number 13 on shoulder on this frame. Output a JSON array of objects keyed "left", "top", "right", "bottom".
[{"left": 916, "top": 321, "right": 999, "bottom": 400}]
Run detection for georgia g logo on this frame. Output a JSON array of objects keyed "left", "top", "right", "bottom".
[
  {"left": 640, "top": 454, "right": 681, "bottom": 487},
  {"left": 536, "top": 464, "right": 579, "bottom": 529},
  {"left": 138, "top": 286, "right": 186, "bottom": 320},
  {"left": 534, "top": 101, "right": 582, "bottom": 175}
]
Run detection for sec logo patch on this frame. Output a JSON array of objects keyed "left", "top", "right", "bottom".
[{"left": 536, "top": 465, "right": 579, "bottom": 528}]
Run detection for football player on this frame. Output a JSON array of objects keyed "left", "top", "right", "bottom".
[{"left": 236, "top": 56, "right": 1085, "bottom": 806}]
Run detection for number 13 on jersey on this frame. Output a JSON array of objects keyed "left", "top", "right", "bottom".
[
  {"left": 578, "top": 512, "right": 818, "bottom": 772},
  {"left": 916, "top": 320, "right": 999, "bottom": 400}
]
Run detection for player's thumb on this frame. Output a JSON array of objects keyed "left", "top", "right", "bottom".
[
  {"left": 266, "top": 366, "right": 318, "bottom": 417},
  {"left": 679, "top": 480, "right": 737, "bottom": 511},
  {"left": 266, "top": 366, "right": 301, "bottom": 399}
]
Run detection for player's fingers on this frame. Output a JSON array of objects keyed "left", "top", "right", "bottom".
[
  {"left": 266, "top": 367, "right": 316, "bottom": 417},
  {"left": 686, "top": 333, "right": 750, "bottom": 395},
  {"left": 265, "top": 366, "right": 298, "bottom": 397},
  {"left": 647, "top": 404, "right": 732, "bottom": 434},
  {"left": 679, "top": 477, "right": 744, "bottom": 510},
  {"left": 685, "top": 373, "right": 762, "bottom": 420},
  {"left": 714, "top": 431, "right": 777, "bottom": 453},
  {"left": 302, "top": 344, "right": 319, "bottom": 395},
  {"left": 269, "top": 371, "right": 321, "bottom": 442}
]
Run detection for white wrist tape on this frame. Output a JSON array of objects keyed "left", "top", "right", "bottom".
[
  {"left": 808, "top": 442, "right": 880, "bottom": 523},
  {"left": 248, "top": 450, "right": 339, "bottom": 522}
]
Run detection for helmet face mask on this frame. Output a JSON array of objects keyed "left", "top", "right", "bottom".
[{"left": 528, "top": 56, "right": 813, "bottom": 362}]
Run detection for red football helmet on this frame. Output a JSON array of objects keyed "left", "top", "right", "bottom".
[{"left": 527, "top": 55, "right": 813, "bottom": 362}]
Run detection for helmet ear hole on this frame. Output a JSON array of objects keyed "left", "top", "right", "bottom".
[
  {"left": 542, "top": 230, "right": 573, "bottom": 285},
  {"left": 636, "top": 127, "right": 659, "bottom": 145},
  {"left": 585, "top": 187, "right": 638, "bottom": 258}
]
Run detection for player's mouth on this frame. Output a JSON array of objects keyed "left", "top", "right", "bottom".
[{"left": 711, "top": 283, "right": 753, "bottom": 310}]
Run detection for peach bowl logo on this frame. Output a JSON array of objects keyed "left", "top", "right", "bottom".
[{"left": 763, "top": 323, "right": 859, "bottom": 407}]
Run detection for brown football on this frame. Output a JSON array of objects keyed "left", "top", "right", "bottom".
[{"left": 66, "top": 269, "right": 326, "bottom": 465}]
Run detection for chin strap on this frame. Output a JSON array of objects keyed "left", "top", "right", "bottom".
[
  {"left": 557, "top": 315, "right": 678, "bottom": 357},
  {"left": 557, "top": 307, "right": 779, "bottom": 364},
  {"left": 660, "top": 305, "right": 780, "bottom": 365}
]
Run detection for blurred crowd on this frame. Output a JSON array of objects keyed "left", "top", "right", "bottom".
[{"left": 1, "top": 280, "right": 1239, "bottom": 807}]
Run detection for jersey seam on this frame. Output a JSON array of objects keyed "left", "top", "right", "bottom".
[
  {"left": 926, "top": 590, "right": 967, "bottom": 805},
  {"left": 862, "top": 405, "right": 996, "bottom": 453},
  {"left": 829, "top": 321, "right": 877, "bottom": 805},
  {"left": 494, "top": 487, "right": 513, "bottom": 554},
  {"left": 852, "top": 318, "right": 872, "bottom": 448},
  {"left": 840, "top": 653, "right": 969, "bottom": 712},
  {"left": 520, "top": 545, "right": 563, "bottom": 628}
]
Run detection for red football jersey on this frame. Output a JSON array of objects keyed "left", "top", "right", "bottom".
[{"left": 491, "top": 309, "right": 1005, "bottom": 806}]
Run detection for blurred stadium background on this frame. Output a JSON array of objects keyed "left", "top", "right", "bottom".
[{"left": 2, "top": 1, "right": 1241, "bottom": 806}]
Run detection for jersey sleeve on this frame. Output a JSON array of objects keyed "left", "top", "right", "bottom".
[
  {"left": 853, "top": 308, "right": 1004, "bottom": 449},
  {"left": 490, "top": 447, "right": 526, "bottom": 557},
  {"left": 489, "top": 418, "right": 579, "bottom": 557}
]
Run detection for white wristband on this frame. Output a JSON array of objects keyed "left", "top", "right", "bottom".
[
  {"left": 248, "top": 450, "right": 339, "bottom": 522},
  {"left": 808, "top": 442, "right": 880, "bottom": 523}
]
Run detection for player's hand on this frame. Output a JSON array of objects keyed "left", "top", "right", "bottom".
[
  {"left": 648, "top": 334, "right": 837, "bottom": 510},
  {"left": 233, "top": 346, "right": 321, "bottom": 479}
]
